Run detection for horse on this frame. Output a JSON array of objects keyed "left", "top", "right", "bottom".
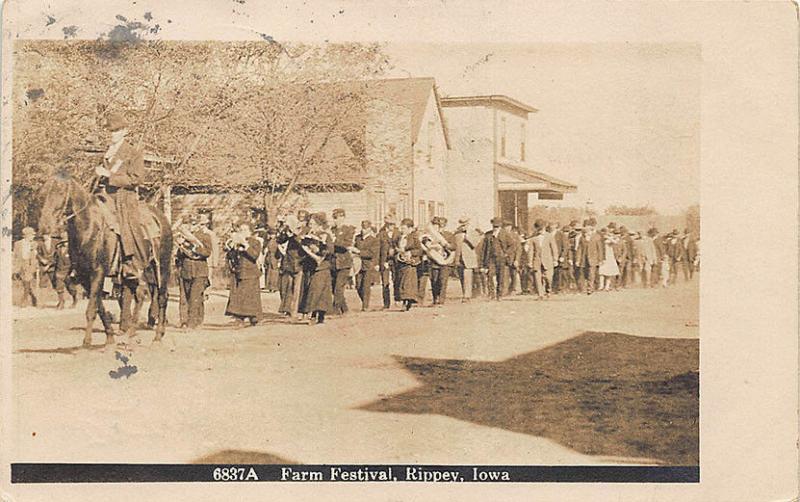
[{"left": 37, "top": 171, "right": 173, "bottom": 347}]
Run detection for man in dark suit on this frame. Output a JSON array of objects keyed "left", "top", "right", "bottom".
[
  {"left": 684, "top": 230, "right": 698, "bottom": 280},
  {"left": 575, "top": 218, "right": 604, "bottom": 294},
  {"left": 330, "top": 208, "right": 355, "bottom": 315},
  {"left": 480, "top": 217, "right": 515, "bottom": 300},
  {"left": 50, "top": 231, "right": 79, "bottom": 309},
  {"left": 176, "top": 216, "right": 213, "bottom": 329},
  {"left": 503, "top": 222, "right": 523, "bottom": 295},
  {"left": 557, "top": 223, "right": 574, "bottom": 292},
  {"left": 355, "top": 220, "right": 380, "bottom": 311},
  {"left": 429, "top": 217, "right": 456, "bottom": 306},
  {"left": 651, "top": 228, "right": 667, "bottom": 287},
  {"left": 377, "top": 216, "right": 398, "bottom": 309},
  {"left": 617, "top": 226, "right": 635, "bottom": 288}
]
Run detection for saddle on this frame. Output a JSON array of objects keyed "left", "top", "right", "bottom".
[{"left": 94, "top": 193, "right": 163, "bottom": 281}]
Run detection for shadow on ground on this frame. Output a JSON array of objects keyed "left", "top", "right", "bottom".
[
  {"left": 360, "top": 331, "right": 699, "bottom": 465},
  {"left": 192, "top": 449, "right": 297, "bottom": 464},
  {"left": 16, "top": 344, "right": 109, "bottom": 355}
]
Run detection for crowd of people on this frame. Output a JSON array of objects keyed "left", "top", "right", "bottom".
[
  {"left": 169, "top": 209, "right": 700, "bottom": 329},
  {"left": 12, "top": 208, "right": 700, "bottom": 329}
]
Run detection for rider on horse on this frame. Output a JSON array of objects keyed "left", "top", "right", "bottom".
[{"left": 94, "top": 112, "right": 148, "bottom": 282}]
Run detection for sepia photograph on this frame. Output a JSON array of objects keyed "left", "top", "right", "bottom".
[{"left": 1, "top": 0, "right": 797, "bottom": 500}]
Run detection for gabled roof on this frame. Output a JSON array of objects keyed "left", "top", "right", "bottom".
[
  {"left": 441, "top": 95, "right": 539, "bottom": 116},
  {"left": 496, "top": 161, "right": 577, "bottom": 192},
  {"left": 362, "top": 77, "right": 451, "bottom": 149}
]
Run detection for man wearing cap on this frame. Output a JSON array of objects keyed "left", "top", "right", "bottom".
[
  {"left": 94, "top": 112, "right": 147, "bottom": 281},
  {"left": 479, "top": 217, "right": 515, "bottom": 300},
  {"left": 354, "top": 220, "right": 380, "bottom": 311},
  {"left": 453, "top": 217, "right": 480, "bottom": 302},
  {"left": 13, "top": 227, "right": 39, "bottom": 307},
  {"left": 428, "top": 216, "right": 456, "bottom": 306},
  {"left": 377, "top": 215, "right": 399, "bottom": 309},
  {"left": 175, "top": 216, "right": 213, "bottom": 329},
  {"left": 330, "top": 208, "right": 356, "bottom": 315}
]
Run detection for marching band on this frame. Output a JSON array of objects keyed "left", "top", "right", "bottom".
[{"left": 13, "top": 209, "right": 700, "bottom": 330}]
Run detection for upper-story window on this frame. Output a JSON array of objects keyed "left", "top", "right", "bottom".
[
  {"left": 520, "top": 123, "right": 526, "bottom": 162},
  {"left": 500, "top": 117, "right": 507, "bottom": 158}
]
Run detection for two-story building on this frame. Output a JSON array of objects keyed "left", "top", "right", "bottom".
[
  {"left": 306, "top": 77, "right": 451, "bottom": 227},
  {"left": 441, "top": 95, "right": 576, "bottom": 233}
]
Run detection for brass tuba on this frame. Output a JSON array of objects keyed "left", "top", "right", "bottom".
[
  {"left": 176, "top": 224, "right": 204, "bottom": 260},
  {"left": 420, "top": 224, "right": 455, "bottom": 266}
]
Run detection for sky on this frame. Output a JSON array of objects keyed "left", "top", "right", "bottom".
[{"left": 385, "top": 43, "right": 701, "bottom": 214}]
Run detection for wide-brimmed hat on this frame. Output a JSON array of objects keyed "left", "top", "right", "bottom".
[
  {"left": 490, "top": 217, "right": 502, "bottom": 226},
  {"left": 458, "top": 216, "right": 470, "bottom": 225}
]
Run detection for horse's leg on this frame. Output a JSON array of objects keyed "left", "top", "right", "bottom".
[
  {"left": 83, "top": 273, "right": 103, "bottom": 347},
  {"left": 154, "top": 283, "right": 169, "bottom": 343},
  {"left": 130, "top": 282, "right": 147, "bottom": 330},
  {"left": 121, "top": 281, "right": 138, "bottom": 339},
  {"left": 147, "top": 282, "right": 158, "bottom": 329},
  {"left": 95, "top": 294, "right": 116, "bottom": 346}
]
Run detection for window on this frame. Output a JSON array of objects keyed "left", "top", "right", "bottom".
[
  {"left": 437, "top": 203, "right": 445, "bottom": 218},
  {"left": 399, "top": 192, "right": 410, "bottom": 218},
  {"left": 520, "top": 123, "right": 526, "bottom": 162},
  {"left": 418, "top": 200, "right": 426, "bottom": 226},
  {"left": 427, "top": 201, "right": 436, "bottom": 224},
  {"left": 500, "top": 117, "right": 507, "bottom": 158}
]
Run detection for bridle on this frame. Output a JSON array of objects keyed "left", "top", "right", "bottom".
[{"left": 60, "top": 179, "right": 91, "bottom": 221}]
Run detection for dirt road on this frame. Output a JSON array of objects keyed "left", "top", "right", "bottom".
[{"left": 10, "top": 279, "right": 699, "bottom": 465}]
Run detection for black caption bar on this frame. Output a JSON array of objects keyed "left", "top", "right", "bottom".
[{"left": 11, "top": 464, "right": 699, "bottom": 483}]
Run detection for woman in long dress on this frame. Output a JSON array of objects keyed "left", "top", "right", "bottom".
[
  {"left": 598, "top": 228, "right": 620, "bottom": 291},
  {"left": 395, "top": 218, "right": 424, "bottom": 311},
  {"left": 298, "top": 212, "right": 335, "bottom": 325},
  {"left": 225, "top": 223, "right": 263, "bottom": 326}
]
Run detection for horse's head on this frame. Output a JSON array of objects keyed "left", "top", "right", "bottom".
[{"left": 37, "top": 170, "right": 77, "bottom": 236}]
